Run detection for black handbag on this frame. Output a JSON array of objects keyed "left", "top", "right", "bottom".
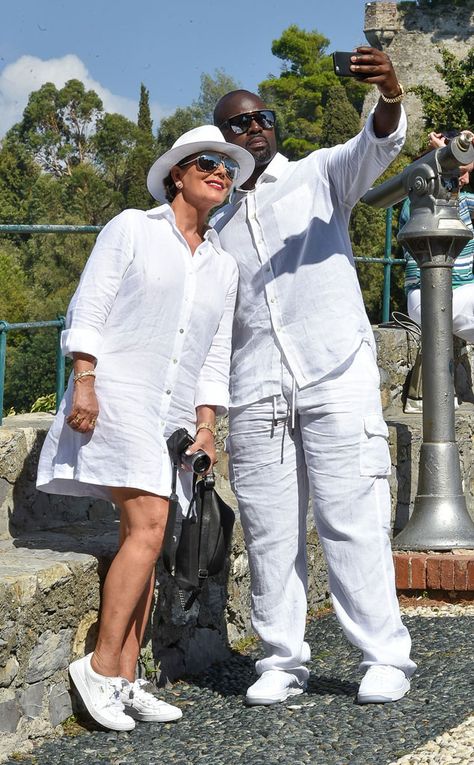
[{"left": 162, "top": 464, "right": 235, "bottom": 610}]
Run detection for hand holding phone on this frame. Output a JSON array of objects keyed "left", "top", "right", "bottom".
[
  {"left": 332, "top": 51, "right": 365, "bottom": 79},
  {"left": 332, "top": 50, "right": 362, "bottom": 79}
]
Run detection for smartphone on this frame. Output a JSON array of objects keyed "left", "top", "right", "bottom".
[{"left": 332, "top": 51, "right": 365, "bottom": 79}]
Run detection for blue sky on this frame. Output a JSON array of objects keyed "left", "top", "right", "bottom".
[{"left": 0, "top": 0, "right": 395, "bottom": 136}]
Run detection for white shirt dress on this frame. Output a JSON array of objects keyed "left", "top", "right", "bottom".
[{"left": 37, "top": 205, "right": 238, "bottom": 506}]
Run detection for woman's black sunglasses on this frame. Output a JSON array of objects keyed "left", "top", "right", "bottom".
[
  {"left": 178, "top": 152, "right": 239, "bottom": 181},
  {"left": 218, "top": 110, "right": 276, "bottom": 135}
]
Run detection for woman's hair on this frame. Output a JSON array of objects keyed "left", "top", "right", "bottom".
[
  {"left": 163, "top": 153, "right": 199, "bottom": 203},
  {"left": 163, "top": 172, "right": 178, "bottom": 203}
]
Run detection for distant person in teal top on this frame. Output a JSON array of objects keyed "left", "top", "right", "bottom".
[{"left": 400, "top": 130, "right": 474, "bottom": 343}]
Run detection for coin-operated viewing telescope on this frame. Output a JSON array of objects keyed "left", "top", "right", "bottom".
[{"left": 362, "top": 133, "right": 474, "bottom": 550}]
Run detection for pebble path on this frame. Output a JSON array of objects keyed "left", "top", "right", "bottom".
[{"left": 4, "top": 604, "right": 473, "bottom": 765}]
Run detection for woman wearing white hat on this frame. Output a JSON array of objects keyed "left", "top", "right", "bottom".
[{"left": 37, "top": 125, "right": 254, "bottom": 732}]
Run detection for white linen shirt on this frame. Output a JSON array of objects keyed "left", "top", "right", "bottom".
[
  {"left": 37, "top": 204, "right": 238, "bottom": 502},
  {"left": 212, "top": 107, "right": 407, "bottom": 407}
]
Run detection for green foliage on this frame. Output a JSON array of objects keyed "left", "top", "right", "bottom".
[
  {"left": 156, "top": 70, "right": 241, "bottom": 155},
  {"left": 18, "top": 79, "right": 103, "bottom": 177},
  {"left": 320, "top": 84, "right": 361, "bottom": 147},
  {"left": 350, "top": 153, "right": 412, "bottom": 322},
  {"left": 410, "top": 47, "right": 474, "bottom": 132},
  {"left": 30, "top": 392, "right": 56, "bottom": 413},
  {"left": 124, "top": 85, "right": 156, "bottom": 209},
  {"left": 258, "top": 26, "right": 369, "bottom": 160}
]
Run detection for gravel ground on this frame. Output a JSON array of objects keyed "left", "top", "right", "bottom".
[{"left": 5, "top": 609, "right": 473, "bottom": 765}]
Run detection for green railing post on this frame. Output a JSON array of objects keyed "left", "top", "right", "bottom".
[
  {"left": 55, "top": 315, "right": 66, "bottom": 412},
  {"left": 0, "top": 321, "right": 9, "bottom": 426},
  {"left": 382, "top": 207, "right": 394, "bottom": 323}
]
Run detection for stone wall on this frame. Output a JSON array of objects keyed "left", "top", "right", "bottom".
[
  {"left": 1, "top": 328, "right": 474, "bottom": 760},
  {"left": 363, "top": 1, "right": 474, "bottom": 142}
]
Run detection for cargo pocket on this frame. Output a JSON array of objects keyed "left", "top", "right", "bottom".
[{"left": 360, "top": 414, "right": 391, "bottom": 477}]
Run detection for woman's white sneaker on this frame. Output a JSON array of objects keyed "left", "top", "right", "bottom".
[
  {"left": 246, "top": 670, "right": 306, "bottom": 706},
  {"left": 120, "top": 679, "right": 183, "bottom": 722},
  {"left": 69, "top": 654, "right": 135, "bottom": 731},
  {"left": 357, "top": 665, "right": 410, "bottom": 704}
]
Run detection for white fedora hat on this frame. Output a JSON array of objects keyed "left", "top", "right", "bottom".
[{"left": 147, "top": 124, "right": 255, "bottom": 202}]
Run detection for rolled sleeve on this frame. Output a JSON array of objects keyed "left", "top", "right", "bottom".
[
  {"left": 194, "top": 263, "right": 238, "bottom": 416},
  {"left": 62, "top": 211, "right": 134, "bottom": 359}
]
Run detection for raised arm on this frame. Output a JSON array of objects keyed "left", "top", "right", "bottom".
[{"left": 348, "top": 46, "right": 403, "bottom": 138}]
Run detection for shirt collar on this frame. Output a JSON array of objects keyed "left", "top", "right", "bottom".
[
  {"left": 232, "top": 152, "right": 289, "bottom": 201},
  {"left": 146, "top": 203, "right": 219, "bottom": 246}
]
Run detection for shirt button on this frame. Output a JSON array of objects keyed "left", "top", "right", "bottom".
[
  {"left": 166, "top": 389, "right": 171, "bottom": 395},
  {"left": 173, "top": 358, "right": 178, "bottom": 364},
  {"left": 179, "top": 328, "right": 184, "bottom": 334},
  {"left": 270, "top": 298, "right": 275, "bottom": 303}
]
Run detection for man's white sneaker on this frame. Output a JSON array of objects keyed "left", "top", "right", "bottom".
[
  {"left": 246, "top": 670, "right": 306, "bottom": 706},
  {"left": 69, "top": 654, "right": 135, "bottom": 731},
  {"left": 120, "top": 679, "right": 183, "bottom": 722},
  {"left": 357, "top": 665, "right": 410, "bottom": 704}
]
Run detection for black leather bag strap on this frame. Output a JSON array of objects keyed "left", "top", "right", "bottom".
[
  {"left": 161, "top": 459, "right": 180, "bottom": 575},
  {"left": 197, "top": 474, "right": 214, "bottom": 585}
]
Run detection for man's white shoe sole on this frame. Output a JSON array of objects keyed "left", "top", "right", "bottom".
[
  {"left": 69, "top": 658, "right": 135, "bottom": 731},
  {"left": 357, "top": 679, "right": 410, "bottom": 704},
  {"left": 246, "top": 686, "right": 304, "bottom": 706}
]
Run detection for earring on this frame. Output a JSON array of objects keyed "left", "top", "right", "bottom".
[{"left": 176, "top": 181, "right": 183, "bottom": 190}]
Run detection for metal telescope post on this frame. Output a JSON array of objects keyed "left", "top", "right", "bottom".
[{"left": 362, "top": 133, "right": 474, "bottom": 550}]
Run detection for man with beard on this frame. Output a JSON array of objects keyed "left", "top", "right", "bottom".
[{"left": 211, "top": 47, "right": 416, "bottom": 706}]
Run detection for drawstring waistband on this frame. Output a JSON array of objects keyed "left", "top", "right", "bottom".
[
  {"left": 290, "top": 374, "right": 296, "bottom": 433},
  {"left": 272, "top": 370, "right": 297, "bottom": 434}
]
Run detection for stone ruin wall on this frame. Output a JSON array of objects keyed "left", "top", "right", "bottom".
[{"left": 363, "top": 1, "right": 474, "bottom": 143}]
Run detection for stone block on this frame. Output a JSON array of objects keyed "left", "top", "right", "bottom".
[
  {"left": 19, "top": 681, "right": 45, "bottom": 719},
  {"left": 0, "top": 655, "right": 19, "bottom": 688},
  {"left": 0, "top": 691, "right": 21, "bottom": 733},
  {"left": 26, "top": 629, "right": 72, "bottom": 683},
  {"left": 48, "top": 681, "right": 72, "bottom": 727}
]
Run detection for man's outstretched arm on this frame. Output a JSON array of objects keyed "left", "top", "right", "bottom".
[{"left": 349, "top": 46, "right": 403, "bottom": 138}]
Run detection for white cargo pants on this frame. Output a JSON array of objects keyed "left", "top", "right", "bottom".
[{"left": 227, "top": 341, "right": 416, "bottom": 682}]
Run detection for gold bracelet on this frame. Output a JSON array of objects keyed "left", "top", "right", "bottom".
[
  {"left": 73, "top": 370, "right": 96, "bottom": 383},
  {"left": 196, "top": 422, "right": 216, "bottom": 437},
  {"left": 380, "top": 84, "right": 404, "bottom": 104}
]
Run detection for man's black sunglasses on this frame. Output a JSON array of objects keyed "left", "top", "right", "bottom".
[{"left": 218, "top": 110, "right": 276, "bottom": 135}]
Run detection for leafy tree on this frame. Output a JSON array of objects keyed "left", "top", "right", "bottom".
[
  {"left": 124, "top": 84, "right": 156, "bottom": 209},
  {"left": 17, "top": 79, "right": 103, "bottom": 177},
  {"left": 258, "top": 25, "right": 369, "bottom": 159},
  {"left": 320, "top": 84, "right": 361, "bottom": 147},
  {"left": 156, "top": 70, "right": 241, "bottom": 155},
  {"left": 410, "top": 47, "right": 474, "bottom": 131},
  {"left": 0, "top": 243, "right": 32, "bottom": 322},
  {"left": 94, "top": 112, "right": 139, "bottom": 192},
  {"left": 0, "top": 137, "right": 40, "bottom": 223}
]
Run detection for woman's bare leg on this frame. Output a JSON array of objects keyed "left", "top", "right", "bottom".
[
  {"left": 116, "top": 513, "right": 156, "bottom": 681},
  {"left": 91, "top": 488, "right": 168, "bottom": 678}
]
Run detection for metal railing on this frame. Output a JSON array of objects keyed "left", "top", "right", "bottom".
[
  {"left": 0, "top": 318, "right": 66, "bottom": 425},
  {"left": 0, "top": 213, "right": 404, "bottom": 424},
  {"left": 0, "top": 223, "right": 101, "bottom": 425}
]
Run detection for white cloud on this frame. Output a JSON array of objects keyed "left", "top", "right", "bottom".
[{"left": 0, "top": 54, "right": 170, "bottom": 137}]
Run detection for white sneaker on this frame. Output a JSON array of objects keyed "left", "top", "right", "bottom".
[
  {"left": 246, "top": 670, "right": 306, "bottom": 706},
  {"left": 69, "top": 653, "right": 135, "bottom": 731},
  {"left": 357, "top": 665, "right": 410, "bottom": 704},
  {"left": 120, "top": 679, "right": 183, "bottom": 722}
]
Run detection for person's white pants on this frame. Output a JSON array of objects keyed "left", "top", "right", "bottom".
[
  {"left": 408, "top": 283, "right": 474, "bottom": 343},
  {"left": 227, "top": 341, "right": 416, "bottom": 682}
]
